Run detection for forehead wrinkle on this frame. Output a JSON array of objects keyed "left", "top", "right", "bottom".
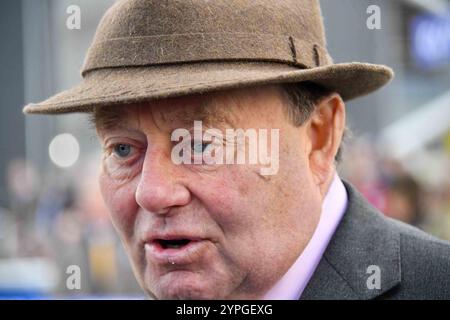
[
  {"left": 154, "top": 99, "right": 196, "bottom": 131},
  {"left": 137, "top": 104, "right": 144, "bottom": 131},
  {"left": 158, "top": 95, "right": 238, "bottom": 129},
  {"left": 135, "top": 103, "right": 162, "bottom": 133},
  {"left": 188, "top": 93, "right": 242, "bottom": 129}
]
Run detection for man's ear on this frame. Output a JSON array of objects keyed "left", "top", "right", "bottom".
[{"left": 306, "top": 93, "right": 346, "bottom": 186}]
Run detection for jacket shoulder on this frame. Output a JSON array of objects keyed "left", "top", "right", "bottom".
[{"left": 380, "top": 217, "right": 450, "bottom": 299}]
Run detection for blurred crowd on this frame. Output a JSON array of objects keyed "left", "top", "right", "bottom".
[
  {"left": 0, "top": 155, "right": 142, "bottom": 298},
  {"left": 340, "top": 137, "right": 450, "bottom": 240}
]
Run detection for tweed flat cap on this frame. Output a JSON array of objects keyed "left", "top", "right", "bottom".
[{"left": 23, "top": 0, "right": 394, "bottom": 114}]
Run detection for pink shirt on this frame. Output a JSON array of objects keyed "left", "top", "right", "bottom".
[{"left": 263, "top": 174, "right": 348, "bottom": 300}]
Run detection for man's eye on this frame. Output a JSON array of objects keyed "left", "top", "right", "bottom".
[
  {"left": 113, "top": 144, "right": 132, "bottom": 158},
  {"left": 191, "top": 141, "right": 211, "bottom": 154}
]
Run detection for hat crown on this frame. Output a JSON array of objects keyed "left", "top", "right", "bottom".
[
  {"left": 95, "top": 0, "right": 326, "bottom": 42},
  {"left": 82, "top": 0, "right": 333, "bottom": 75}
]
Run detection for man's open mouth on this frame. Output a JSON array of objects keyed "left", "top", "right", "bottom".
[
  {"left": 155, "top": 239, "right": 193, "bottom": 249},
  {"left": 145, "top": 237, "right": 208, "bottom": 264}
]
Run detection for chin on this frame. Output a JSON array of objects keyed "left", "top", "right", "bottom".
[{"left": 146, "top": 271, "right": 227, "bottom": 300}]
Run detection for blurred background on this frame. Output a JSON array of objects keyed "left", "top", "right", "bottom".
[{"left": 0, "top": 0, "right": 449, "bottom": 299}]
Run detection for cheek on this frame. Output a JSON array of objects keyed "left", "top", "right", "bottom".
[
  {"left": 99, "top": 172, "right": 139, "bottom": 240},
  {"left": 190, "top": 167, "right": 269, "bottom": 238}
]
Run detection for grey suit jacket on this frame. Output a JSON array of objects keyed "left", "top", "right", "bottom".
[{"left": 301, "top": 181, "right": 450, "bottom": 300}]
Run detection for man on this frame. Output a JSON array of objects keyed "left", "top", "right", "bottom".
[{"left": 24, "top": 0, "right": 450, "bottom": 299}]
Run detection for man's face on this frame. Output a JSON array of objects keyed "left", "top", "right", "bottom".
[{"left": 96, "top": 85, "right": 332, "bottom": 299}]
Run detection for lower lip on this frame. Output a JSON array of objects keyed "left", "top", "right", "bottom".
[{"left": 145, "top": 240, "right": 209, "bottom": 265}]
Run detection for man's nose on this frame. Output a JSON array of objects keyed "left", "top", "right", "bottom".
[{"left": 135, "top": 148, "right": 191, "bottom": 214}]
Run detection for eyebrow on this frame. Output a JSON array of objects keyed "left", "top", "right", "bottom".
[{"left": 91, "top": 106, "right": 130, "bottom": 132}]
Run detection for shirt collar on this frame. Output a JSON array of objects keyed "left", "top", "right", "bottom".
[{"left": 263, "top": 174, "right": 348, "bottom": 300}]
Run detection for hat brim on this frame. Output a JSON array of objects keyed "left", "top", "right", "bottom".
[{"left": 23, "top": 61, "right": 393, "bottom": 114}]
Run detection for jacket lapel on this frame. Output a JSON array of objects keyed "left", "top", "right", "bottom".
[{"left": 301, "top": 181, "right": 401, "bottom": 300}]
